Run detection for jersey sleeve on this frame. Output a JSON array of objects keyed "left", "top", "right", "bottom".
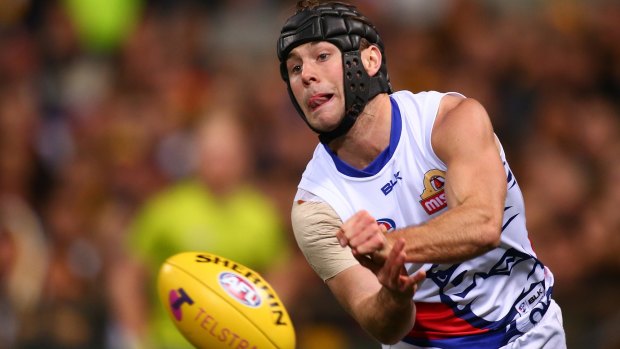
[{"left": 291, "top": 200, "right": 358, "bottom": 281}]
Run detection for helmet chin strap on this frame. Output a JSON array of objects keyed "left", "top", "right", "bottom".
[
  {"left": 317, "top": 51, "right": 389, "bottom": 144},
  {"left": 317, "top": 100, "right": 362, "bottom": 144}
]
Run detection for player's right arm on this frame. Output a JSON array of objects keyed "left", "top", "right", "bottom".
[{"left": 292, "top": 200, "right": 424, "bottom": 344}]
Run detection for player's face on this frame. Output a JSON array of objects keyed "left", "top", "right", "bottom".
[{"left": 286, "top": 42, "right": 345, "bottom": 132}]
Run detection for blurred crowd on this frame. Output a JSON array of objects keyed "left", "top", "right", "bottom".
[{"left": 0, "top": 0, "right": 618, "bottom": 348}]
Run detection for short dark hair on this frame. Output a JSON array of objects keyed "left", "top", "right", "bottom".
[{"left": 296, "top": 0, "right": 320, "bottom": 12}]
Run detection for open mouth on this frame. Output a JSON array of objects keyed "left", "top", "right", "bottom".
[{"left": 308, "top": 94, "right": 334, "bottom": 111}]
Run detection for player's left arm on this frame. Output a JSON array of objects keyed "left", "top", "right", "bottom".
[
  {"left": 340, "top": 95, "right": 506, "bottom": 264},
  {"left": 407, "top": 95, "right": 507, "bottom": 263}
]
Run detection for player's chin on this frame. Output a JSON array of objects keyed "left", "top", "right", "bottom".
[{"left": 307, "top": 114, "right": 342, "bottom": 133}]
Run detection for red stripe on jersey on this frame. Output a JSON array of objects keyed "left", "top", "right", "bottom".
[{"left": 407, "top": 302, "right": 489, "bottom": 340}]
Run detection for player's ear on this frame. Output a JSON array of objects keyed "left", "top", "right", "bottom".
[{"left": 362, "top": 45, "right": 382, "bottom": 77}]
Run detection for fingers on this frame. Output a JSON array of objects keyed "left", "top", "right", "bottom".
[
  {"left": 410, "top": 267, "right": 427, "bottom": 285},
  {"left": 379, "top": 238, "right": 407, "bottom": 289},
  {"left": 335, "top": 227, "right": 347, "bottom": 247},
  {"left": 338, "top": 210, "right": 425, "bottom": 298},
  {"left": 353, "top": 251, "right": 380, "bottom": 273},
  {"left": 397, "top": 267, "right": 426, "bottom": 293},
  {"left": 375, "top": 238, "right": 426, "bottom": 298},
  {"left": 389, "top": 242, "right": 408, "bottom": 289},
  {"left": 338, "top": 211, "right": 386, "bottom": 255}
]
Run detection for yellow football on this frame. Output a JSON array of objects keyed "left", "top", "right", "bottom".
[{"left": 157, "top": 252, "right": 296, "bottom": 349}]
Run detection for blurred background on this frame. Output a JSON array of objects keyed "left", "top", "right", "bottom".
[{"left": 0, "top": 0, "right": 619, "bottom": 348}]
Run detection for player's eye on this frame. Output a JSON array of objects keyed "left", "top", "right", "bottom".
[
  {"left": 289, "top": 64, "right": 302, "bottom": 75},
  {"left": 318, "top": 52, "right": 330, "bottom": 61}
]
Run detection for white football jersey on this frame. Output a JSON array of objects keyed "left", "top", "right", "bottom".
[{"left": 297, "top": 90, "right": 555, "bottom": 348}]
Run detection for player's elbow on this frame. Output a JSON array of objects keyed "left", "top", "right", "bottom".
[
  {"left": 480, "top": 226, "right": 501, "bottom": 251},
  {"left": 374, "top": 328, "right": 411, "bottom": 346},
  {"left": 361, "top": 301, "right": 415, "bottom": 345},
  {"left": 380, "top": 335, "right": 405, "bottom": 346},
  {"left": 478, "top": 209, "right": 503, "bottom": 250}
]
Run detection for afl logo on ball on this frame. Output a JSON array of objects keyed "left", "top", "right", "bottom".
[{"left": 218, "top": 272, "right": 262, "bottom": 308}]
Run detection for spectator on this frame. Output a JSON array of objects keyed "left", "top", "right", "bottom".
[{"left": 109, "top": 110, "right": 293, "bottom": 348}]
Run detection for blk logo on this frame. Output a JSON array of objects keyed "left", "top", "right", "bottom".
[
  {"left": 169, "top": 288, "right": 194, "bottom": 321},
  {"left": 381, "top": 171, "right": 403, "bottom": 196}
]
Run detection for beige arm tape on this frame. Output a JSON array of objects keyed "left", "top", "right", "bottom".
[{"left": 291, "top": 200, "right": 358, "bottom": 281}]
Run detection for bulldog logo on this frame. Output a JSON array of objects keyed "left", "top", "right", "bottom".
[{"left": 419, "top": 169, "right": 447, "bottom": 215}]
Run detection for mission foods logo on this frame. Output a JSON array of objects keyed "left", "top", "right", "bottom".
[
  {"left": 419, "top": 169, "right": 447, "bottom": 215},
  {"left": 218, "top": 272, "right": 262, "bottom": 307}
]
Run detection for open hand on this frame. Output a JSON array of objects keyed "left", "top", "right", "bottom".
[{"left": 354, "top": 238, "right": 426, "bottom": 298}]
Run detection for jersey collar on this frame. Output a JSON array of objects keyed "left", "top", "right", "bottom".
[{"left": 323, "top": 96, "right": 402, "bottom": 178}]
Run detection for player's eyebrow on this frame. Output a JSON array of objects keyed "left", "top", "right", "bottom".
[
  {"left": 287, "top": 42, "right": 326, "bottom": 60},
  {"left": 286, "top": 51, "right": 299, "bottom": 61}
]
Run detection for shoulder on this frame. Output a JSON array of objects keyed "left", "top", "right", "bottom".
[
  {"left": 431, "top": 96, "right": 493, "bottom": 160},
  {"left": 391, "top": 89, "right": 453, "bottom": 100},
  {"left": 436, "top": 94, "right": 486, "bottom": 122},
  {"left": 390, "top": 89, "right": 435, "bottom": 102},
  {"left": 155, "top": 180, "right": 209, "bottom": 203},
  {"left": 435, "top": 96, "right": 492, "bottom": 137},
  {"left": 291, "top": 200, "right": 341, "bottom": 235},
  {"left": 291, "top": 200, "right": 358, "bottom": 281},
  {"left": 136, "top": 180, "right": 201, "bottom": 217},
  {"left": 233, "top": 185, "right": 278, "bottom": 208},
  {"left": 392, "top": 90, "right": 461, "bottom": 119}
]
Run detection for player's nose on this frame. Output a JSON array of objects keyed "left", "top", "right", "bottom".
[{"left": 301, "top": 63, "right": 319, "bottom": 85}]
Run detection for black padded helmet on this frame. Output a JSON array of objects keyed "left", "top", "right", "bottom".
[{"left": 277, "top": 1, "right": 392, "bottom": 144}]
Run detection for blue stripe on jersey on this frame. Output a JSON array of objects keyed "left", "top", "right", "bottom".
[
  {"left": 505, "top": 161, "right": 518, "bottom": 189},
  {"left": 502, "top": 213, "right": 519, "bottom": 232},
  {"left": 404, "top": 285, "right": 553, "bottom": 349},
  {"left": 403, "top": 328, "right": 509, "bottom": 349},
  {"left": 323, "top": 96, "right": 402, "bottom": 177}
]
